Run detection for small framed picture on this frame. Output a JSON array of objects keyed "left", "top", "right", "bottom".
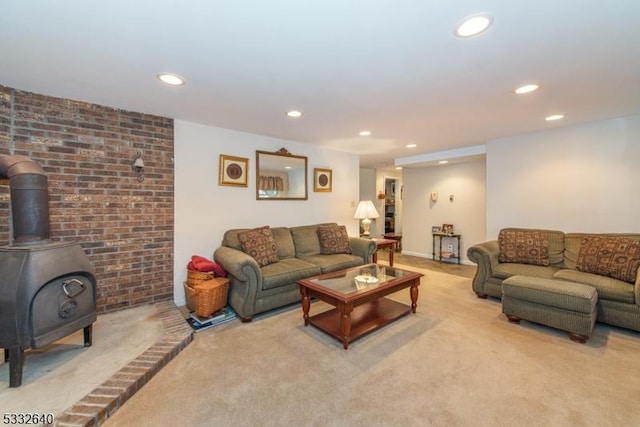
[
  {"left": 442, "top": 224, "right": 454, "bottom": 234},
  {"left": 432, "top": 226, "right": 441, "bottom": 233},
  {"left": 313, "top": 168, "right": 332, "bottom": 192},
  {"left": 219, "top": 154, "right": 249, "bottom": 187}
]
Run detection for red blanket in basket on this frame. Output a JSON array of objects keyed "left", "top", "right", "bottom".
[{"left": 188, "top": 255, "right": 227, "bottom": 277}]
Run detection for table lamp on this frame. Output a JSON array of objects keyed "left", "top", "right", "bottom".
[{"left": 354, "top": 200, "right": 380, "bottom": 237}]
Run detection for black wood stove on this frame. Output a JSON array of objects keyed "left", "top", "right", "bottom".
[{"left": 0, "top": 155, "right": 96, "bottom": 387}]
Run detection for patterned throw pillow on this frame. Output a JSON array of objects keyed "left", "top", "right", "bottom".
[
  {"left": 498, "top": 229, "right": 550, "bottom": 266},
  {"left": 577, "top": 236, "right": 640, "bottom": 284},
  {"left": 238, "top": 226, "right": 279, "bottom": 267},
  {"left": 317, "top": 225, "right": 352, "bottom": 255}
]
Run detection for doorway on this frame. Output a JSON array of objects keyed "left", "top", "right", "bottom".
[{"left": 384, "top": 178, "right": 400, "bottom": 234}]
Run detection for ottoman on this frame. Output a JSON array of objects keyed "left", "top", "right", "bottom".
[{"left": 502, "top": 275, "right": 598, "bottom": 343}]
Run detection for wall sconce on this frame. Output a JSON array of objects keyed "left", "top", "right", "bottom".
[{"left": 132, "top": 151, "right": 145, "bottom": 182}]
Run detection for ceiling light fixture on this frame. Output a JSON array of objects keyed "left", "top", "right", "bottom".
[
  {"left": 406, "top": 144, "right": 417, "bottom": 148},
  {"left": 454, "top": 13, "right": 494, "bottom": 38},
  {"left": 359, "top": 130, "right": 371, "bottom": 136},
  {"left": 514, "top": 84, "right": 540, "bottom": 94},
  {"left": 286, "top": 110, "right": 303, "bottom": 118},
  {"left": 545, "top": 114, "right": 565, "bottom": 121},
  {"left": 438, "top": 160, "right": 449, "bottom": 165},
  {"left": 157, "top": 73, "right": 185, "bottom": 86}
]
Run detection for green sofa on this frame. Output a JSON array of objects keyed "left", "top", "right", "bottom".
[
  {"left": 213, "top": 223, "right": 376, "bottom": 322},
  {"left": 467, "top": 228, "right": 640, "bottom": 332}
]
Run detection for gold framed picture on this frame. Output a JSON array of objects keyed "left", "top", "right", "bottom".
[
  {"left": 219, "top": 154, "right": 249, "bottom": 187},
  {"left": 442, "top": 224, "right": 454, "bottom": 235},
  {"left": 313, "top": 168, "right": 332, "bottom": 192}
]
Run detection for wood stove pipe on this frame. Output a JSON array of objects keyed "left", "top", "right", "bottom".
[{"left": 0, "top": 154, "right": 51, "bottom": 246}]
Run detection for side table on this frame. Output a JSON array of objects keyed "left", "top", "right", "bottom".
[
  {"left": 432, "top": 233, "right": 461, "bottom": 264},
  {"left": 371, "top": 238, "right": 397, "bottom": 267},
  {"left": 382, "top": 233, "right": 402, "bottom": 252}
]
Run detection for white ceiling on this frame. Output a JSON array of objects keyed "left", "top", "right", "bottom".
[{"left": 1, "top": 1, "right": 639, "bottom": 169}]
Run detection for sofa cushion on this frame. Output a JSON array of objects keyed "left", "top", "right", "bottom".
[
  {"left": 260, "top": 258, "right": 321, "bottom": 290},
  {"left": 300, "top": 253, "right": 364, "bottom": 273},
  {"left": 493, "top": 263, "right": 559, "bottom": 280},
  {"left": 271, "top": 227, "right": 295, "bottom": 259},
  {"left": 554, "top": 269, "right": 635, "bottom": 304},
  {"left": 576, "top": 236, "right": 640, "bottom": 284},
  {"left": 498, "top": 229, "right": 550, "bottom": 266},
  {"left": 221, "top": 228, "right": 245, "bottom": 251},
  {"left": 565, "top": 233, "right": 640, "bottom": 271},
  {"left": 238, "top": 226, "right": 279, "bottom": 267},
  {"left": 291, "top": 223, "right": 335, "bottom": 258},
  {"left": 317, "top": 224, "right": 352, "bottom": 255}
]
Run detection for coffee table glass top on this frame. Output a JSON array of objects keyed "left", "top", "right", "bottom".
[{"left": 305, "top": 264, "right": 414, "bottom": 295}]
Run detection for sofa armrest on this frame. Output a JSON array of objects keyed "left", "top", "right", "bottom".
[
  {"left": 467, "top": 240, "right": 500, "bottom": 293},
  {"left": 350, "top": 237, "right": 377, "bottom": 263},
  {"left": 213, "top": 246, "right": 260, "bottom": 282},
  {"left": 213, "top": 246, "right": 264, "bottom": 320}
]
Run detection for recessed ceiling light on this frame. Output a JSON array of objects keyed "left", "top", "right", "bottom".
[
  {"left": 438, "top": 160, "right": 449, "bottom": 164},
  {"left": 406, "top": 144, "right": 417, "bottom": 148},
  {"left": 454, "top": 13, "right": 494, "bottom": 38},
  {"left": 157, "top": 73, "right": 185, "bottom": 86},
  {"left": 286, "top": 110, "right": 303, "bottom": 118},
  {"left": 514, "top": 84, "right": 540, "bottom": 94},
  {"left": 395, "top": 167, "right": 402, "bottom": 170},
  {"left": 359, "top": 130, "right": 371, "bottom": 136},
  {"left": 545, "top": 114, "right": 564, "bottom": 121}
]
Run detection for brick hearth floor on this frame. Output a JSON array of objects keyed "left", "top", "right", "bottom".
[{"left": 0, "top": 301, "right": 193, "bottom": 427}]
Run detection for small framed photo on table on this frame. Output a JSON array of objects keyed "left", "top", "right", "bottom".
[
  {"left": 314, "top": 168, "right": 332, "bottom": 192},
  {"left": 432, "top": 226, "right": 441, "bottom": 233},
  {"left": 219, "top": 154, "right": 249, "bottom": 187},
  {"left": 442, "top": 224, "right": 454, "bottom": 235}
]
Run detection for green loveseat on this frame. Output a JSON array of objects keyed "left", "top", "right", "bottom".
[
  {"left": 467, "top": 228, "right": 640, "bottom": 332},
  {"left": 213, "top": 223, "right": 376, "bottom": 322}
]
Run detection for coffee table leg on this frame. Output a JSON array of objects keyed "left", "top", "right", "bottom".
[
  {"left": 339, "top": 303, "right": 353, "bottom": 349},
  {"left": 389, "top": 247, "right": 394, "bottom": 267},
  {"left": 300, "top": 287, "right": 311, "bottom": 326},
  {"left": 410, "top": 280, "right": 419, "bottom": 313}
]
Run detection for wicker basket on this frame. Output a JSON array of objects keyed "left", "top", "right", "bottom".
[
  {"left": 194, "top": 278, "right": 230, "bottom": 318},
  {"left": 184, "top": 281, "right": 196, "bottom": 312},
  {"left": 186, "top": 269, "right": 214, "bottom": 287}
]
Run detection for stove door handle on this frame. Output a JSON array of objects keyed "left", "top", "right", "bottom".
[{"left": 63, "top": 278, "right": 86, "bottom": 298}]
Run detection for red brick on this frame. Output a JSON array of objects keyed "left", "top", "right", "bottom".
[{"left": 0, "top": 85, "right": 174, "bottom": 313}]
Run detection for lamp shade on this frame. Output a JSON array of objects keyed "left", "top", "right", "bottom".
[{"left": 354, "top": 200, "right": 380, "bottom": 219}]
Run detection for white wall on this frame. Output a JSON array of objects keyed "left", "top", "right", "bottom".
[
  {"left": 402, "top": 159, "right": 486, "bottom": 263},
  {"left": 358, "top": 168, "right": 379, "bottom": 234},
  {"left": 173, "top": 120, "right": 360, "bottom": 305},
  {"left": 486, "top": 114, "right": 640, "bottom": 239}
]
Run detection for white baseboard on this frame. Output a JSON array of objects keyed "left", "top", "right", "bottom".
[{"left": 400, "top": 250, "right": 475, "bottom": 266}]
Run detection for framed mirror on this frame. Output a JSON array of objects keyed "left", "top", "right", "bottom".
[{"left": 256, "top": 148, "right": 308, "bottom": 200}]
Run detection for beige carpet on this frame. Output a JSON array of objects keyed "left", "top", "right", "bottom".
[{"left": 104, "top": 265, "right": 640, "bottom": 427}]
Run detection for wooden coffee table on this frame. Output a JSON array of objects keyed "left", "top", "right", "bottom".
[{"left": 297, "top": 264, "right": 422, "bottom": 349}]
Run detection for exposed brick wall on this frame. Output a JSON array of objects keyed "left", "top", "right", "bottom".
[
  {"left": 0, "top": 85, "right": 174, "bottom": 313},
  {"left": 0, "top": 87, "right": 11, "bottom": 240}
]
